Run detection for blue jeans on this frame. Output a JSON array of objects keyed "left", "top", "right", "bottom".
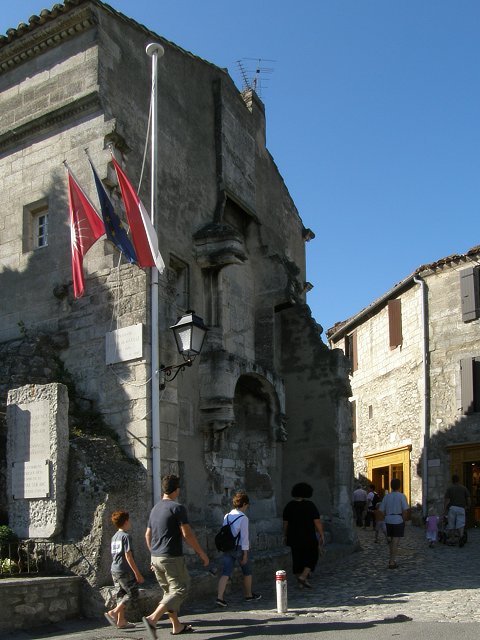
[{"left": 221, "top": 547, "right": 252, "bottom": 577}]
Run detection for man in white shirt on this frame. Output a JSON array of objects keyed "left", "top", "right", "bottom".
[
  {"left": 379, "top": 478, "right": 409, "bottom": 569},
  {"left": 352, "top": 485, "right": 368, "bottom": 527}
]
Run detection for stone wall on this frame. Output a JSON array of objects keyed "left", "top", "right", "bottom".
[
  {"left": 346, "top": 284, "right": 424, "bottom": 501},
  {"left": 0, "top": 576, "right": 82, "bottom": 632}
]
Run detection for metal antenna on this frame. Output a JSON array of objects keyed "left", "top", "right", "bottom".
[
  {"left": 240, "top": 58, "right": 275, "bottom": 98},
  {"left": 236, "top": 59, "right": 251, "bottom": 92}
]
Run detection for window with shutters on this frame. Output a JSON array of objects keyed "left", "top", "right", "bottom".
[
  {"left": 460, "top": 266, "right": 480, "bottom": 322},
  {"left": 388, "top": 299, "right": 402, "bottom": 349},
  {"left": 460, "top": 357, "right": 480, "bottom": 414},
  {"left": 345, "top": 331, "right": 358, "bottom": 372}
]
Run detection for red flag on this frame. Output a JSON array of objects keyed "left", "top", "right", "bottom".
[
  {"left": 111, "top": 156, "right": 165, "bottom": 273},
  {"left": 67, "top": 171, "right": 105, "bottom": 298}
]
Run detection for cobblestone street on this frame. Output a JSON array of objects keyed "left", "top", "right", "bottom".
[
  {"left": 5, "top": 523, "right": 480, "bottom": 639},
  {"left": 263, "top": 523, "right": 480, "bottom": 623}
]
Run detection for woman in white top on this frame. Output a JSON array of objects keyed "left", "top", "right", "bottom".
[
  {"left": 216, "top": 492, "right": 261, "bottom": 607},
  {"left": 379, "top": 477, "right": 409, "bottom": 569}
]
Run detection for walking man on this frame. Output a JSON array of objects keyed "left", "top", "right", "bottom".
[
  {"left": 444, "top": 474, "right": 470, "bottom": 547},
  {"left": 379, "top": 477, "right": 409, "bottom": 569},
  {"left": 352, "top": 484, "right": 367, "bottom": 527},
  {"left": 142, "top": 474, "right": 209, "bottom": 639}
]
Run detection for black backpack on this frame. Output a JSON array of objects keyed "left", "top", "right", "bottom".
[
  {"left": 371, "top": 492, "right": 381, "bottom": 508},
  {"left": 214, "top": 514, "right": 244, "bottom": 552}
]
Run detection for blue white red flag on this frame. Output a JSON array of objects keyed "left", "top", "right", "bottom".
[{"left": 87, "top": 158, "right": 137, "bottom": 265}]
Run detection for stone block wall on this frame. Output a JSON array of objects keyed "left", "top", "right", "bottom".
[
  {"left": 0, "top": 576, "right": 82, "bottom": 632},
  {"left": 345, "top": 284, "right": 424, "bottom": 500}
]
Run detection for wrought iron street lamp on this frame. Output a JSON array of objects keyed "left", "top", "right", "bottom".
[{"left": 160, "top": 311, "right": 208, "bottom": 388}]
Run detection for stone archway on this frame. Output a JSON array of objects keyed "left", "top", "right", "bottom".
[{"left": 233, "top": 374, "right": 277, "bottom": 501}]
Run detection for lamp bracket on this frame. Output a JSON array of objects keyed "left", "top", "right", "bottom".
[{"left": 159, "top": 359, "right": 194, "bottom": 389}]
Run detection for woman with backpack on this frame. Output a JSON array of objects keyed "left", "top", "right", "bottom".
[{"left": 215, "top": 492, "right": 262, "bottom": 607}]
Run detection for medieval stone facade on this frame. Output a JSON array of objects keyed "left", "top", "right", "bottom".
[
  {"left": 0, "top": 0, "right": 354, "bottom": 598},
  {"left": 328, "top": 246, "right": 480, "bottom": 525}
]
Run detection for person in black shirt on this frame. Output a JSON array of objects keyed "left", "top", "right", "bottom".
[
  {"left": 283, "top": 482, "right": 325, "bottom": 588},
  {"left": 142, "top": 475, "right": 209, "bottom": 639}
]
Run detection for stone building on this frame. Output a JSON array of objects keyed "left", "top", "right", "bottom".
[
  {"left": 0, "top": 0, "right": 353, "bottom": 599},
  {"left": 328, "top": 245, "right": 480, "bottom": 524}
]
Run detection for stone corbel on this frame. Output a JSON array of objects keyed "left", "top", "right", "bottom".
[{"left": 194, "top": 222, "right": 247, "bottom": 269}]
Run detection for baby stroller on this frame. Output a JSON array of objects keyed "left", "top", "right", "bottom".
[
  {"left": 438, "top": 513, "right": 448, "bottom": 544},
  {"left": 440, "top": 508, "right": 468, "bottom": 546}
]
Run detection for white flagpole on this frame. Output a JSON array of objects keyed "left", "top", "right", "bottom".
[{"left": 146, "top": 42, "right": 164, "bottom": 505}]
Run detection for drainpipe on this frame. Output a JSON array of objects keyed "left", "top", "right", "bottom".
[{"left": 413, "top": 276, "right": 430, "bottom": 517}]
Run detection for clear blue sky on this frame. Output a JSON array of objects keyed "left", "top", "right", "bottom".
[{"left": 2, "top": 1, "right": 480, "bottom": 336}]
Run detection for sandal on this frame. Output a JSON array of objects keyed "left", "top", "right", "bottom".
[
  {"left": 104, "top": 613, "right": 117, "bottom": 628},
  {"left": 171, "top": 624, "right": 195, "bottom": 635},
  {"left": 118, "top": 622, "right": 136, "bottom": 629}
]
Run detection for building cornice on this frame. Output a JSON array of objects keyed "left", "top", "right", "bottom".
[
  {"left": 0, "top": 91, "right": 101, "bottom": 153},
  {"left": 0, "top": 4, "right": 96, "bottom": 74}
]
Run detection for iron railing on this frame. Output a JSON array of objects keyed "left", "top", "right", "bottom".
[{"left": 0, "top": 540, "right": 67, "bottom": 578}]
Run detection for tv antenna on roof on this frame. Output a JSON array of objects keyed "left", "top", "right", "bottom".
[{"left": 236, "top": 58, "right": 275, "bottom": 98}]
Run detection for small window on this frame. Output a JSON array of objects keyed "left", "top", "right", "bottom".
[
  {"left": 388, "top": 299, "right": 402, "bottom": 348},
  {"left": 345, "top": 331, "right": 358, "bottom": 372},
  {"left": 170, "top": 256, "right": 189, "bottom": 310},
  {"left": 368, "top": 405, "right": 373, "bottom": 419},
  {"left": 34, "top": 211, "right": 48, "bottom": 249},
  {"left": 460, "top": 357, "right": 480, "bottom": 414},
  {"left": 23, "top": 200, "right": 49, "bottom": 253},
  {"left": 460, "top": 266, "right": 480, "bottom": 322}
]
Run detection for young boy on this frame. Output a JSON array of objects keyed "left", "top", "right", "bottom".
[{"left": 105, "top": 510, "right": 144, "bottom": 630}]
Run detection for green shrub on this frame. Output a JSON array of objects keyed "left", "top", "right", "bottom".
[{"left": 0, "top": 526, "right": 18, "bottom": 546}]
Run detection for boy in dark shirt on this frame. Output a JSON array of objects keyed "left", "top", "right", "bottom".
[{"left": 105, "top": 510, "right": 144, "bottom": 630}]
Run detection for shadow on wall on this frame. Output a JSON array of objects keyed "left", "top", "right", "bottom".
[
  {"left": 417, "top": 411, "right": 480, "bottom": 521},
  {"left": 0, "top": 163, "right": 151, "bottom": 595}
]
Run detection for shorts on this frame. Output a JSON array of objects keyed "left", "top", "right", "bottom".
[
  {"left": 221, "top": 547, "right": 252, "bottom": 577},
  {"left": 447, "top": 505, "right": 466, "bottom": 531},
  {"left": 386, "top": 522, "right": 405, "bottom": 538},
  {"left": 111, "top": 571, "right": 139, "bottom": 606},
  {"left": 151, "top": 555, "right": 191, "bottom": 613}
]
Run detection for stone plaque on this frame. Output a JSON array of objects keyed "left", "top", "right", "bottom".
[
  {"left": 11, "top": 399, "right": 50, "bottom": 461},
  {"left": 12, "top": 460, "right": 50, "bottom": 499},
  {"left": 106, "top": 323, "right": 143, "bottom": 365},
  {"left": 7, "top": 384, "right": 69, "bottom": 538}
]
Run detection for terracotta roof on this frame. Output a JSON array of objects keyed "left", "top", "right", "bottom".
[{"left": 327, "top": 243, "right": 480, "bottom": 339}]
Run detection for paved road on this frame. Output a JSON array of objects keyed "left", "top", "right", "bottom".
[{"left": 4, "top": 524, "right": 480, "bottom": 639}]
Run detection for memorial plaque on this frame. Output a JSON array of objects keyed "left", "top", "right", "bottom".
[
  {"left": 11, "top": 399, "right": 50, "bottom": 461},
  {"left": 12, "top": 460, "right": 50, "bottom": 499},
  {"left": 7, "top": 383, "right": 69, "bottom": 538},
  {"left": 106, "top": 324, "right": 144, "bottom": 365}
]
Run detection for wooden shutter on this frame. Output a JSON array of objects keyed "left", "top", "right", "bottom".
[
  {"left": 460, "top": 266, "right": 480, "bottom": 322},
  {"left": 388, "top": 299, "right": 402, "bottom": 348},
  {"left": 351, "top": 400, "right": 357, "bottom": 442},
  {"left": 351, "top": 330, "right": 358, "bottom": 372},
  {"left": 460, "top": 358, "right": 474, "bottom": 414}
]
